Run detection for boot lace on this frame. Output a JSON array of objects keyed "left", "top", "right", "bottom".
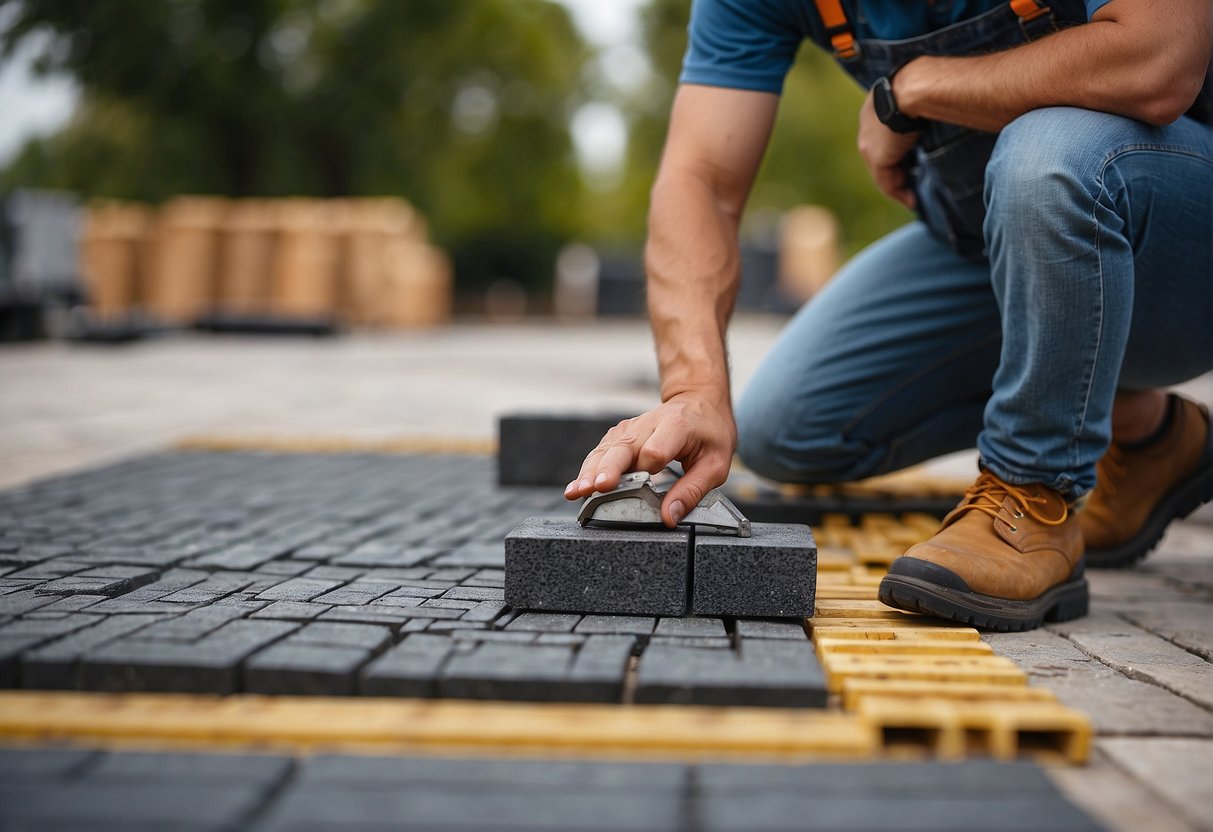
[{"left": 953, "top": 471, "right": 1068, "bottom": 531}]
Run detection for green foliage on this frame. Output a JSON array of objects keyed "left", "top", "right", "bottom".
[
  {"left": 595, "top": 0, "right": 909, "bottom": 256},
  {"left": 0, "top": 0, "right": 589, "bottom": 290},
  {"left": 1, "top": 0, "right": 908, "bottom": 291}
]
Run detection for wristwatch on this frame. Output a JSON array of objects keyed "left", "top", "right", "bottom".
[{"left": 872, "top": 75, "right": 924, "bottom": 134}]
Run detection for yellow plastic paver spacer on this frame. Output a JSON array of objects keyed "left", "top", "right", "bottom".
[
  {"left": 840, "top": 679, "right": 1057, "bottom": 711},
  {"left": 854, "top": 696, "right": 1091, "bottom": 764},
  {"left": 821, "top": 654, "right": 1028, "bottom": 693},
  {"left": 0, "top": 692, "right": 879, "bottom": 762},
  {"left": 816, "top": 638, "right": 995, "bottom": 656}
]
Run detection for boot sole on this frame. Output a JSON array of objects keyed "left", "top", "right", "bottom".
[
  {"left": 878, "top": 574, "right": 1089, "bottom": 633},
  {"left": 1086, "top": 452, "right": 1213, "bottom": 569}
]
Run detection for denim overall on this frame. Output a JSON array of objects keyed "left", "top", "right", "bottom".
[{"left": 832, "top": 0, "right": 1089, "bottom": 260}]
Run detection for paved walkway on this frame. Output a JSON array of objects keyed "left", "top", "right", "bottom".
[{"left": 1, "top": 321, "right": 1210, "bottom": 831}]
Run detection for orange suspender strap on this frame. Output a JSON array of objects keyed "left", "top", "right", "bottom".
[
  {"left": 1009, "top": 0, "right": 1051, "bottom": 22},
  {"left": 812, "top": 0, "right": 1053, "bottom": 63},
  {"left": 812, "top": 0, "right": 859, "bottom": 61}
]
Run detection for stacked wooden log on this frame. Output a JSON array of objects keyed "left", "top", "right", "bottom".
[{"left": 80, "top": 197, "right": 451, "bottom": 328}]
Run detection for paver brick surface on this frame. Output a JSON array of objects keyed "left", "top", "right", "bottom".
[
  {"left": 0, "top": 451, "right": 833, "bottom": 707},
  {"left": 0, "top": 748, "right": 1108, "bottom": 832},
  {"left": 505, "top": 517, "right": 690, "bottom": 616},
  {"left": 692, "top": 522, "right": 816, "bottom": 618}
]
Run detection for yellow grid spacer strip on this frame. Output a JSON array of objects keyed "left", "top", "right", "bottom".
[
  {"left": 0, "top": 692, "right": 878, "bottom": 763},
  {"left": 175, "top": 435, "right": 498, "bottom": 456},
  {"left": 809, "top": 592, "right": 1091, "bottom": 764}
]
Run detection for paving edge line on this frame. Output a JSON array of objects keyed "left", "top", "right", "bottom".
[
  {"left": 175, "top": 436, "right": 498, "bottom": 455},
  {"left": 0, "top": 691, "right": 878, "bottom": 762}
]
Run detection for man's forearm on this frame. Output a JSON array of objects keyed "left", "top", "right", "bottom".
[
  {"left": 895, "top": 1, "right": 1212, "bottom": 132},
  {"left": 645, "top": 167, "right": 740, "bottom": 408}
]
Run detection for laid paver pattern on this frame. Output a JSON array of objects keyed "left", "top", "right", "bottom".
[
  {"left": 0, "top": 451, "right": 827, "bottom": 708},
  {"left": 0, "top": 747, "right": 1105, "bottom": 831},
  {"left": 0, "top": 331, "right": 1209, "bottom": 831}
]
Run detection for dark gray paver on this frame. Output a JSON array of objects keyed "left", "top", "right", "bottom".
[
  {"left": 0, "top": 782, "right": 272, "bottom": 831},
  {"left": 735, "top": 619, "right": 808, "bottom": 640},
  {"left": 0, "top": 747, "right": 99, "bottom": 781},
  {"left": 0, "top": 451, "right": 832, "bottom": 709},
  {"left": 245, "top": 643, "right": 374, "bottom": 695},
  {"left": 504, "top": 612, "right": 583, "bottom": 632},
  {"left": 575, "top": 614, "right": 657, "bottom": 636},
  {"left": 19, "top": 614, "right": 167, "bottom": 689},
  {"left": 249, "top": 600, "right": 332, "bottom": 621},
  {"left": 634, "top": 639, "right": 827, "bottom": 708},
  {"left": 692, "top": 523, "right": 816, "bottom": 618},
  {"left": 442, "top": 585, "right": 505, "bottom": 601},
  {"left": 359, "top": 633, "right": 454, "bottom": 697},
  {"left": 505, "top": 517, "right": 690, "bottom": 616},
  {"left": 652, "top": 617, "right": 727, "bottom": 639},
  {"left": 440, "top": 642, "right": 575, "bottom": 700},
  {"left": 0, "top": 747, "right": 1108, "bottom": 832},
  {"left": 78, "top": 620, "right": 298, "bottom": 693},
  {"left": 85, "top": 751, "right": 292, "bottom": 785},
  {"left": 256, "top": 577, "right": 343, "bottom": 603},
  {"left": 697, "top": 795, "right": 1103, "bottom": 831},
  {"left": 497, "top": 412, "right": 633, "bottom": 487}
]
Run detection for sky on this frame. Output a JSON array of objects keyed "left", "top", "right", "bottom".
[{"left": 0, "top": 0, "right": 650, "bottom": 170}]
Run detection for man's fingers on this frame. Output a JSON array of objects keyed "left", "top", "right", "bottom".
[
  {"left": 566, "top": 447, "right": 605, "bottom": 498},
  {"left": 661, "top": 455, "right": 730, "bottom": 527},
  {"left": 635, "top": 422, "right": 682, "bottom": 474},
  {"left": 565, "top": 418, "right": 650, "bottom": 500},
  {"left": 590, "top": 441, "right": 641, "bottom": 494}
]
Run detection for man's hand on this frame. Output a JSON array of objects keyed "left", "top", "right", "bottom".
[
  {"left": 564, "top": 391, "right": 737, "bottom": 527},
  {"left": 857, "top": 90, "right": 918, "bottom": 209}
]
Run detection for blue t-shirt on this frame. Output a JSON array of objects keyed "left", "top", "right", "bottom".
[{"left": 680, "top": 0, "right": 1112, "bottom": 93}]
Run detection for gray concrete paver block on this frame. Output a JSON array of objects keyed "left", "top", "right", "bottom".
[
  {"left": 692, "top": 523, "right": 816, "bottom": 619},
  {"left": 505, "top": 517, "right": 690, "bottom": 616},
  {"left": 634, "top": 639, "right": 826, "bottom": 708},
  {"left": 575, "top": 615, "right": 657, "bottom": 636},
  {"left": 245, "top": 643, "right": 373, "bottom": 696},
  {"left": 359, "top": 634, "right": 454, "bottom": 697}
]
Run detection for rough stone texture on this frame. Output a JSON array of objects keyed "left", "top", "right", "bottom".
[
  {"left": 497, "top": 413, "right": 633, "bottom": 487},
  {"left": 983, "top": 629, "right": 1213, "bottom": 736},
  {"left": 1093, "top": 739, "right": 1213, "bottom": 831},
  {"left": 505, "top": 517, "right": 690, "bottom": 616},
  {"left": 692, "top": 523, "right": 816, "bottom": 618}
]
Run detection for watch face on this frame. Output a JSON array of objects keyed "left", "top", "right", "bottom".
[{"left": 873, "top": 78, "right": 897, "bottom": 124}]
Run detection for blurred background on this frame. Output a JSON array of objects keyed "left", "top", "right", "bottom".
[
  {"left": 0, "top": 0, "right": 936, "bottom": 489},
  {"left": 0, "top": 0, "right": 910, "bottom": 338}
]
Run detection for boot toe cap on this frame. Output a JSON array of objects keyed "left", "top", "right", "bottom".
[{"left": 886, "top": 556, "right": 974, "bottom": 593}]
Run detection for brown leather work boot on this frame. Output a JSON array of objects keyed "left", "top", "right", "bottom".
[
  {"left": 879, "top": 470, "right": 1087, "bottom": 632},
  {"left": 1079, "top": 395, "right": 1213, "bottom": 568}
]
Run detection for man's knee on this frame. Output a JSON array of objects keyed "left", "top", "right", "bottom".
[
  {"left": 984, "top": 107, "right": 1107, "bottom": 226},
  {"left": 734, "top": 394, "right": 871, "bottom": 485}
]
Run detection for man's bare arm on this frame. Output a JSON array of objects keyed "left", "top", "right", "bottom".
[
  {"left": 566, "top": 85, "right": 779, "bottom": 525},
  {"left": 895, "top": 0, "right": 1213, "bottom": 132}
]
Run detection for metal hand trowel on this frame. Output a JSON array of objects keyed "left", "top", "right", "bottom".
[{"left": 576, "top": 469, "right": 751, "bottom": 537}]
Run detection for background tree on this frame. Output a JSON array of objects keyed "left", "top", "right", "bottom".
[
  {"left": 595, "top": 0, "right": 908, "bottom": 257},
  {"left": 1, "top": 0, "right": 906, "bottom": 296},
  {"left": 0, "top": 0, "right": 589, "bottom": 292}
]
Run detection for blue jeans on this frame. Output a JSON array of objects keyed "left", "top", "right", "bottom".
[{"left": 736, "top": 107, "right": 1213, "bottom": 499}]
